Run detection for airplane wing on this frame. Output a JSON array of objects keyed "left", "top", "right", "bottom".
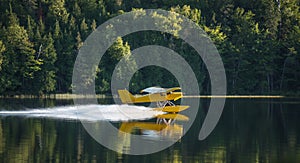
[
  {"left": 140, "top": 87, "right": 181, "bottom": 94},
  {"left": 140, "top": 87, "right": 166, "bottom": 94},
  {"left": 166, "top": 87, "right": 181, "bottom": 93}
]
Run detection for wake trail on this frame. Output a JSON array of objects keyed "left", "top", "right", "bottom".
[{"left": 0, "top": 104, "right": 164, "bottom": 122}]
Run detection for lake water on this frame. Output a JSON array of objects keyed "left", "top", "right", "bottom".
[{"left": 0, "top": 98, "right": 299, "bottom": 162}]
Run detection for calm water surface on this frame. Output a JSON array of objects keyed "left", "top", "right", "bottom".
[{"left": 0, "top": 98, "right": 299, "bottom": 162}]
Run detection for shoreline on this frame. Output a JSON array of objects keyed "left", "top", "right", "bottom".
[
  {"left": 0, "top": 94, "right": 109, "bottom": 99},
  {"left": 183, "top": 95, "right": 286, "bottom": 99}
]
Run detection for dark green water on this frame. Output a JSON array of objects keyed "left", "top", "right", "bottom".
[{"left": 0, "top": 98, "right": 299, "bottom": 163}]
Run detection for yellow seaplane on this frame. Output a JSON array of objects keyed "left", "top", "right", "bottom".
[{"left": 118, "top": 87, "right": 189, "bottom": 113}]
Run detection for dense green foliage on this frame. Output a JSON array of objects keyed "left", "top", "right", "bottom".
[{"left": 0, "top": 0, "right": 299, "bottom": 95}]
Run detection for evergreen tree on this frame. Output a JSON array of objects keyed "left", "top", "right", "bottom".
[
  {"left": 53, "top": 20, "right": 61, "bottom": 39},
  {"left": 76, "top": 32, "right": 83, "bottom": 50},
  {"left": 26, "top": 15, "right": 36, "bottom": 39},
  {"left": 91, "top": 19, "right": 97, "bottom": 31},
  {"left": 72, "top": 2, "right": 82, "bottom": 19},
  {"left": 80, "top": 18, "right": 89, "bottom": 39},
  {"left": 38, "top": 17, "right": 45, "bottom": 34},
  {"left": 0, "top": 40, "right": 5, "bottom": 72},
  {"left": 68, "top": 15, "right": 78, "bottom": 32},
  {"left": 34, "top": 33, "right": 57, "bottom": 94},
  {"left": 55, "top": 30, "right": 75, "bottom": 92},
  {"left": 1, "top": 12, "right": 41, "bottom": 94},
  {"left": 48, "top": 0, "right": 69, "bottom": 24}
]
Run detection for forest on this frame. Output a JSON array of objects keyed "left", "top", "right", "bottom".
[{"left": 0, "top": 0, "right": 299, "bottom": 96}]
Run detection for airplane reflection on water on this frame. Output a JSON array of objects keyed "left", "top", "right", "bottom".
[
  {"left": 113, "top": 111, "right": 191, "bottom": 154},
  {"left": 118, "top": 113, "right": 190, "bottom": 141}
]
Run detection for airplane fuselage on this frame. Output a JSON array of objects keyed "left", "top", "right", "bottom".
[{"left": 118, "top": 89, "right": 182, "bottom": 104}]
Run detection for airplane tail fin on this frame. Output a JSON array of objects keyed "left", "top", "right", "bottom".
[{"left": 118, "top": 90, "right": 135, "bottom": 103}]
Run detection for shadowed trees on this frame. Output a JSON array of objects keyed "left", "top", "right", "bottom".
[{"left": 0, "top": 0, "right": 298, "bottom": 95}]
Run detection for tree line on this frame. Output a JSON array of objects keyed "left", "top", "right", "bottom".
[{"left": 0, "top": 0, "right": 299, "bottom": 96}]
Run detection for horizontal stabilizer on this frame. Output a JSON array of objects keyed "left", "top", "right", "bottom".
[{"left": 118, "top": 90, "right": 135, "bottom": 103}]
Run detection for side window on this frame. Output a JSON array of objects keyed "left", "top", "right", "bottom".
[{"left": 160, "top": 92, "right": 166, "bottom": 96}]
